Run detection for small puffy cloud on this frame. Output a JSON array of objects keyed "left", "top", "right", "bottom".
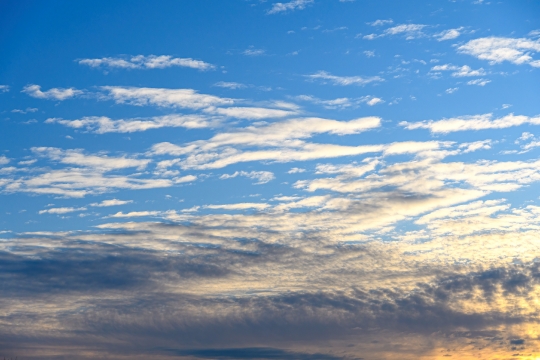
[
  {"left": 434, "top": 27, "right": 463, "bottom": 41},
  {"left": 79, "top": 55, "right": 214, "bottom": 71},
  {"left": 446, "top": 87, "right": 459, "bottom": 94},
  {"left": 90, "top": 199, "right": 133, "bottom": 207},
  {"left": 401, "top": 113, "right": 540, "bottom": 134},
  {"left": 267, "top": 0, "right": 314, "bottom": 14},
  {"left": 213, "top": 82, "right": 247, "bottom": 89},
  {"left": 22, "top": 84, "right": 83, "bottom": 100},
  {"left": 458, "top": 37, "right": 540, "bottom": 67},
  {"left": 0, "top": 156, "right": 9, "bottom": 165},
  {"left": 306, "top": 71, "right": 383, "bottom": 86},
  {"left": 39, "top": 207, "right": 87, "bottom": 215},
  {"left": 220, "top": 170, "right": 275, "bottom": 184},
  {"left": 0, "top": 85, "right": 9, "bottom": 92}
]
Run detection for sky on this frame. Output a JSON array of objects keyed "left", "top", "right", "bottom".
[{"left": 1, "top": 0, "right": 540, "bottom": 359}]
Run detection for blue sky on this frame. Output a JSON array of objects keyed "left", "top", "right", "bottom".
[{"left": 2, "top": 1, "right": 540, "bottom": 359}]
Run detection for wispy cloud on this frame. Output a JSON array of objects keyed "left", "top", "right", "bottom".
[
  {"left": 22, "top": 84, "right": 83, "bottom": 100},
  {"left": 79, "top": 55, "right": 215, "bottom": 70},
  {"left": 306, "top": 71, "right": 383, "bottom": 86},
  {"left": 294, "top": 95, "right": 383, "bottom": 109},
  {"left": 220, "top": 170, "right": 275, "bottom": 184},
  {"left": 431, "top": 64, "right": 486, "bottom": 77},
  {"left": 38, "top": 206, "right": 87, "bottom": 215},
  {"left": 267, "top": 0, "right": 314, "bottom": 14},
  {"left": 46, "top": 114, "right": 216, "bottom": 133},
  {"left": 90, "top": 199, "right": 133, "bottom": 207},
  {"left": 401, "top": 113, "right": 540, "bottom": 133},
  {"left": 0, "top": 85, "right": 9, "bottom": 92}
]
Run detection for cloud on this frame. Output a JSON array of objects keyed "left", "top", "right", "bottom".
[
  {"left": 22, "top": 84, "right": 83, "bottom": 100},
  {"left": 242, "top": 48, "right": 266, "bottom": 56},
  {"left": 458, "top": 37, "right": 540, "bottom": 67},
  {"left": 267, "top": 0, "right": 314, "bottom": 14},
  {"left": 39, "top": 207, "right": 87, "bottom": 215},
  {"left": 101, "top": 86, "right": 234, "bottom": 109},
  {"left": 459, "top": 139, "right": 492, "bottom": 153},
  {"left": 90, "top": 199, "right": 133, "bottom": 207},
  {"left": 445, "top": 87, "right": 458, "bottom": 94},
  {"left": 431, "top": 64, "right": 486, "bottom": 77},
  {"left": 205, "top": 202, "right": 270, "bottom": 210},
  {"left": 467, "top": 78, "right": 491, "bottom": 86},
  {"left": 401, "top": 113, "right": 540, "bottom": 133},
  {"left": 109, "top": 210, "right": 163, "bottom": 218},
  {"left": 32, "top": 147, "right": 150, "bottom": 170},
  {"left": 11, "top": 107, "right": 38, "bottom": 114},
  {"left": 0, "top": 156, "right": 9, "bottom": 165},
  {"left": 0, "top": 85, "right": 9, "bottom": 92},
  {"left": 46, "top": 114, "right": 216, "bottom": 133},
  {"left": 288, "top": 167, "right": 306, "bottom": 173},
  {"left": 220, "top": 170, "right": 275, "bottom": 184},
  {"left": 213, "top": 81, "right": 247, "bottom": 89},
  {"left": 367, "top": 19, "right": 393, "bottom": 26},
  {"left": 306, "top": 71, "right": 384, "bottom": 86},
  {"left": 294, "top": 95, "right": 383, "bottom": 109},
  {"left": 149, "top": 116, "right": 382, "bottom": 169},
  {"left": 78, "top": 55, "right": 215, "bottom": 70},
  {"left": 204, "top": 106, "right": 298, "bottom": 119},
  {"left": 434, "top": 27, "right": 463, "bottom": 41}
]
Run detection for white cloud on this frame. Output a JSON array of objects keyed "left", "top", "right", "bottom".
[
  {"left": 32, "top": 147, "right": 150, "bottom": 170},
  {"left": 288, "top": 167, "right": 306, "bottom": 174},
  {"left": 46, "top": 114, "right": 215, "bottom": 133},
  {"left": 459, "top": 140, "right": 492, "bottom": 153},
  {"left": 242, "top": 48, "right": 266, "bottom": 56},
  {"left": 39, "top": 207, "right": 87, "bottom": 215},
  {"left": 101, "top": 86, "right": 234, "bottom": 109},
  {"left": 213, "top": 82, "right": 247, "bottom": 89},
  {"left": 203, "top": 106, "right": 297, "bottom": 119},
  {"left": 220, "top": 170, "right": 275, "bottom": 184},
  {"left": 458, "top": 37, "right": 540, "bottom": 67},
  {"left": 205, "top": 203, "right": 270, "bottom": 210},
  {"left": 367, "top": 19, "right": 393, "bottom": 26},
  {"left": 434, "top": 27, "right": 463, "bottom": 41},
  {"left": 109, "top": 211, "right": 162, "bottom": 218},
  {"left": 79, "top": 55, "right": 215, "bottom": 70},
  {"left": 401, "top": 113, "right": 540, "bottom": 133},
  {"left": 306, "top": 71, "right": 384, "bottom": 86},
  {"left": 0, "top": 156, "right": 9, "bottom": 165},
  {"left": 22, "top": 84, "right": 82, "bottom": 100},
  {"left": 149, "top": 116, "right": 382, "bottom": 169},
  {"left": 430, "top": 64, "right": 486, "bottom": 77},
  {"left": 445, "top": 87, "right": 458, "bottom": 94},
  {"left": 467, "top": 78, "right": 491, "bottom": 86},
  {"left": 267, "top": 0, "right": 314, "bottom": 14},
  {"left": 294, "top": 95, "right": 383, "bottom": 109},
  {"left": 384, "top": 24, "right": 427, "bottom": 39},
  {"left": 363, "top": 50, "right": 375, "bottom": 57},
  {"left": 0, "top": 85, "right": 9, "bottom": 92},
  {"left": 90, "top": 199, "right": 133, "bottom": 207},
  {"left": 12, "top": 108, "right": 38, "bottom": 114}
]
